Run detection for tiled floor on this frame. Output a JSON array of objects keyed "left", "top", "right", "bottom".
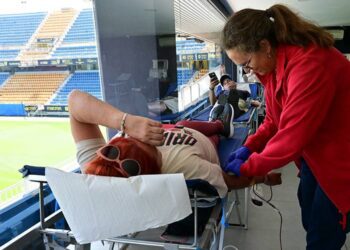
[{"left": 89, "top": 162, "right": 349, "bottom": 250}]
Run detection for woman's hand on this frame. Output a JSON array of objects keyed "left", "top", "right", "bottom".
[
  {"left": 125, "top": 115, "right": 164, "bottom": 146},
  {"left": 264, "top": 172, "right": 282, "bottom": 186}
]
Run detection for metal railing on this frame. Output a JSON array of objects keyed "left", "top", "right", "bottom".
[
  {"left": 0, "top": 179, "right": 28, "bottom": 208},
  {"left": 0, "top": 158, "right": 77, "bottom": 209}
]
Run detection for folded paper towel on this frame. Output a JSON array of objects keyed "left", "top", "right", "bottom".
[{"left": 46, "top": 168, "right": 192, "bottom": 244}]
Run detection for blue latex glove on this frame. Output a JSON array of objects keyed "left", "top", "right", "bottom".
[
  {"left": 228, "top": 146, "right": 251, "bottom": 162},
  {"left": 224, "top": 158, "right": 244, "bottom": 176}
]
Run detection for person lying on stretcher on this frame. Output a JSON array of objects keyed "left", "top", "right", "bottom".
[{"left": 69, "top": 90, "right": 281, "bottom": 198}]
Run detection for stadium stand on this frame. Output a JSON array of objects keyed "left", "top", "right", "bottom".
[
  {"left": 50, "top": 70, "right": 102, "bottom": 105},
  {"left": 0, "top": 50, "right": 20, "bottom": 60},
  {"left": 61, "top": 9, "right": 96, "bottom": 44},
  {"left": 51, "top": 45, "right": 97, "bottom": 59},
  {"left": 35, "top": 9, "right": 77, "bottom": 39},
  {"left": 0, "top": 72, "right": 69, "bottom": 104},
  {"left": 0, "top": 72, "right": 10, "bottom": 86},
  {"left": 0, "top": 8, "right": 101, "bottom": 107},
  {"left": 19, "top": 9, "right": 77, "bottom": 61},
  {"left": 0, "top": 12, "right": 46, "bottom": 46},
  {"left": 0, "top": 9, "right": 214, "bottom": 113},
  {"left": 177, "top": 68, "right": 194, "bottom": 85},
  {"left": 176, "top": 39, "right": 206, "bottom": 54}
]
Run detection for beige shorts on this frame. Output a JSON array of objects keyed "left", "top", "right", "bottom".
[{"left": 76, "top": 138, "right": 106, "bottom": 172}]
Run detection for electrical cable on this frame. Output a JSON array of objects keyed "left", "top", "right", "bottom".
[
  {"left": 223, "top": 245, "right": 239, "bottom": 250},
  {"left": 252, "top": 185, "right": 283, "bottom": 250},
  {"left": 266, "top": 185, "right": 273, "bottom": 202}
]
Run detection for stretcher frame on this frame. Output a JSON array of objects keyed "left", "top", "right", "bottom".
[
  {"left": 19, "top": 125, "right": 248, "bottom": 250},
  {"left": 23, "top": 172, "right": 243, "bottom": 250},
  {"left": 7, "top": 125, "right": 250, "bottom": 250},
  {"left": 2, "top": 143, "right": 248, "bottom": 249}
]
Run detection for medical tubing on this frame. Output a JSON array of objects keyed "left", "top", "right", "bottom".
[{"left": 253, "top": 185, "right": 283, "bottom": 250}]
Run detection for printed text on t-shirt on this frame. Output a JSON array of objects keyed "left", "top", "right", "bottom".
[{"left": 160, "top": 131, "right": 197, "bottom": 146}]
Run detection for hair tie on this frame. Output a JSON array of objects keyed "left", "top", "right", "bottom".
[
  {"left": 265, "top": 9, "right": 275, "bottom": 22},
  {"left": 120, "top": 113, "right": 128, "bottom": 136}
]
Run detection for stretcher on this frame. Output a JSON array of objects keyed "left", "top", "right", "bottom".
[{"left": 2, "top": 127, "right": 249, "bottom": 250}]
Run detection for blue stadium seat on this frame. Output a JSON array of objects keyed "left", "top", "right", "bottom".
[
  {"left": 177, "top": 68, "right": 194, "bottom": 85},
  {"left": 0, "top": 72, "right": 10, "bottom": 86},
  {"left": 62, "top": 9, "right": 96, "bottom": 44},
  {"left": 0, "top": 50, "right": 20, "bottom": 60},
  {"left": 176, "top": 39, "right": 206, "bottom": 54},
  {"left": 0, "top": 12, "right": 46, "bottom": 46},
  {"left": 50, "top": 71, "right": 102, "bottom": 105},
  {"left": 51, "top": 46, "right": 97, "bottom": 59}
]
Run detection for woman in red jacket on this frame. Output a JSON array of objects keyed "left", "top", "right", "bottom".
[{"left": 222, "top": 4, "right": 350, "bottom": 250}]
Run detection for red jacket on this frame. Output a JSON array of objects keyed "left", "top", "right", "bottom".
[{"left": 241, "top": 44, "right": 350, "bottom": 220}]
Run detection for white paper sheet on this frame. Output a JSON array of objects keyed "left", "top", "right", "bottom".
[{"left": 46, "top": 168, "right": 192, "bottom": 244}]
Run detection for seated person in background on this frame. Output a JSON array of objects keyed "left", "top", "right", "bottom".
[
  {"left": 68, "top": 90, "right": 281, "bottom": 199},
  {"left": 209, "top": 74, "right": 260, "bottom": 120}
]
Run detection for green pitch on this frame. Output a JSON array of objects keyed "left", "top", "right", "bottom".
[{"left": 0, "top": 119, "right": 76, "bottom": 191}]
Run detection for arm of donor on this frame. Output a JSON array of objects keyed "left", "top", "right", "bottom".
[
  {"left": 68, "top": 90, "right": 164, "bottom": 146},
  {"left": 222, "top": 172, "right": 282, "bottom": 190}
]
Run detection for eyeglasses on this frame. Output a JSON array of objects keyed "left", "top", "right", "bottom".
[
  {"left": 241, "top": 55, "right": 253, "bottom": 73},
  {"left": 97, "top": 144, "right": 141, "bottom": 177}
]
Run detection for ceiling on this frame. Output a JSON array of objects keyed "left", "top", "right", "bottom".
[
  {"left": 224, "top": 0, "right": 350, "bottom": 26},
  {"left": 174, "top": 0, "right": 227, "bottom": 42},
  {"left": 174, "top": 0, "right": 350, "bottom": 44},
  {"left": 92, "top": 0, "right": 350, "bottom": 44}
]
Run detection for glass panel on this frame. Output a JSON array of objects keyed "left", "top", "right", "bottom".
[
  {"left": 0, "top": 1, "right": 100, "bottom": 197},
  {"left": 93, "top": 0, "right": 177, "bottom": 136},
  {"left": 176, "top": 35, "right": 222, "bottom": 110},
  {"left": 174, "top": 0, "right": 226, "bottom": 111}
]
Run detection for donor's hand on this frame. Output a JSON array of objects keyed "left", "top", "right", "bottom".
[{"left": 263, "top": 172, "right": 282, "bottom": 186}]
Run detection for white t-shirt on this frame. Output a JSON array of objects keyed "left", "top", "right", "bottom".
[
  {"left": 158, "top": 127, "right": 228, "bottom": 198},
  {"left": 76, "top": 128, "right": 228, "bottom": 198}
]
